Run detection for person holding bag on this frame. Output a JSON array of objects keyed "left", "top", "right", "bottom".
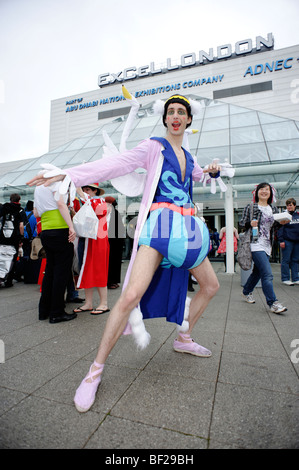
[
  {"left": 240, "top": 182, "right": 289, "bottom": 314},
  {"left": 73, "top": 184, "right": 110, "bottom": 316},
  {"left": 34, "top": 183, "right": 77, "bottom": 323}
]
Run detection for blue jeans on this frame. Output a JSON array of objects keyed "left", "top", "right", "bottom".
[
  {"left": 281, "top": 240, "right": 299, "bottom": 282},
  {"left": 243, "top": 251, "right": 276, "bottom": 306}
]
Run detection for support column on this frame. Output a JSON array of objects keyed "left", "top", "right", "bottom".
[{"left": 225, "top": 180, "right": 234, "bottom": 274}]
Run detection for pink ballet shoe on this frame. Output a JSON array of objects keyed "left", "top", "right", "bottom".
[
  {"left": 74, "top": 361, "right": 104, "bottom": 413},
  {"left": 173, "top": 333, "right": 212, "bottom": 357},
  {"left": 122, "top": 322, "right": 132, "bottom": 335}
]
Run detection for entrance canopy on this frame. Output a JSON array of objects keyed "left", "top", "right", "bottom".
[{"left": 0, "top": 95, "right": 299, "bottom": 207}]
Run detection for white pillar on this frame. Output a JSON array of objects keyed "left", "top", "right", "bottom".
[{"left": 225, "top": 180, "right": 234, "bottom": 273}]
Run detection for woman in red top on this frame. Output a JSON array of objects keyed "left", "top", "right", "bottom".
[
  {"left": 74, "top": 184, "right": 110, "bottom": 315},
  {"left": 217, "top": 226, "right": 239, "bottom": 270}
]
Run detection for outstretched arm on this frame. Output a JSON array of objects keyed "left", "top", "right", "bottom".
[{"left": 27, "top": 140, "right": 150, "bottom": 189}]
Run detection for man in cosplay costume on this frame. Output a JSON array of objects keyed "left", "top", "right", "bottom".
[{"left": 28, "top": 93, "right": 222, "bottom": 413}]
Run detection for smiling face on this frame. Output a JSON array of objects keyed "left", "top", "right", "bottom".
[
  {"left": 257, "top": 184, "right": 272, "bottom": 204},
  {"left": 286, "top": 202, "right": 296, "bottom": 211},
  {"left": 165, "top": 103, "right": 192, "bottom": 136}
]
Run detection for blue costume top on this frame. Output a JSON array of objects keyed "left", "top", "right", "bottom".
[{"left": 138, "top": 137, "right": 210, "bottom": 326}]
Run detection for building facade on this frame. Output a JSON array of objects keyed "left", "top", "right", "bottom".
[
  {"left": 1, "top": 33, "right": 298, "bottom": 249},
  {"left": 49, "top": 34, "right": 299, "bottom": 149}
]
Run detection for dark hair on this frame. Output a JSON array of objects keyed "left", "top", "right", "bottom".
[
  {"left": 25, "top": 200, "right": 34, "bottom": 211},
  {"left": 163, "top": 95, "right": 192, "bottom": 128},
  {"left": 286, "top": 198, "right": 296, "bottom": 206},
  {"left": 254, "top": 182, "right": 273, "bottom": 205},
  {"left": 10, "top": 193, "right": 20, "bottom": 203}
]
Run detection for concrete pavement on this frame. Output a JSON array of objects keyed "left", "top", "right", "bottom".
[{"left": 0, "top": 261, "right": 298, "bottom": 449}]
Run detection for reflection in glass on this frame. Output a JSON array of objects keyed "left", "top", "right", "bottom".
[
  {"left": 199, "top": 129, "right": 229, "bottom": 148},
  {"left": 231, "top": 126, "right": 264, "bottom": 145},
  {"left": 231, "top": 142, "right": 269, "bottom": 164},
  {"left": 262, "top": 121, "right": 299, "bottom": 141}
]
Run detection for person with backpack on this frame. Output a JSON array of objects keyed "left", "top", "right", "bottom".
[
  {"left": 0, "top": 193, "right": 26, "bottom": 287},
  {"left": 23, "top": 200, "right": 37, "bottom": 254}
]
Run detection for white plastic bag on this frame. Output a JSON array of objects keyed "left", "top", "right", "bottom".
[
  {"left": 0, "top": 245, "right": 17, "bottom": 280},
  {"left": 73, "top": 200, "right": 99, "bottom": 240}
]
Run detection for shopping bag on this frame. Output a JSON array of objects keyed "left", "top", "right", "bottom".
[
  {"left": 237, "top": 230, "right": 252, "bottom": 271},
  {"left": 0, "top": 244, "right": 17, "bottom": 281},
  {"left": 73, "top": 200, "right": 99, "bottom": 240}
]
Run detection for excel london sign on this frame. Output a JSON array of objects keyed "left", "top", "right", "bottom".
[{"left": 98, "top": 33, "right": 274, "bottom": 87}]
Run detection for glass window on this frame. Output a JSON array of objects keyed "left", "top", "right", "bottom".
[
  {"left": 129, "top": 126, "right": 153, "bottom": 141},
  {"left": 7, "top": 169, "right": 39, "bottom": 186},
  {"left": 262, "top": 121, "right": 299, "bottom": 141},
  {"left": 204, "top": 103, "right": 229, "bottom": 118},
  {"left": 28, "top": 153, "right": 60, "bottom": 170},
  {"left": 191, "top": 106, "right": 205, "bottom": 121},
  {"left": 231, "top": 142, "right": 269, "bottom": 164},
  {"left": 16, "top": 159, "right": 37, "bottom": 171},
  {"left": 187, "top": 131, "right": 200, "bottom": 151},
  {"left": 267, "top": 139, "right": 299, "bottom": 161},
  {"left": 102, "top": 121, "right": 123, "bottom": 134},
  {"left": 48, "top": 142, "right": 72, "bottom": 153},
  {"left": 68, "top": 147, "right": 99, "bottom": 165},
  {"left": 117, "top": 119, "right": 137, "bottom": 134},
  {"left": 258, "top": 112, "right": 287, "bottom": 125},
  {"left": 0, "top": 171, "right": 23, "bottom": 186},
  {"left": 134, "top": 115, "right": 160, "bottom": 129},
  {"left": 191, "top": 117, "right": 203, "bottom": 131},
  {"left": 49, "top": 150, "right": 78, "bottom": 167},
  {"left": 229, "top": 104, "right": 251, "bottom": 115},
  {"left": 230, "top": 111, "right": 259, "bottom": 128},
  {"left": 196, "top": 146, "right": 230, "bottom": 166},
  {"left": 65, "top": 137, "right": 91, "bottom": 151},
  {"left": 202, "top": 115, "right": 229, "bottom": 131},
  {"left": 89, "top": 148, "right": 104, "bottom": 162},
  {"left": 84, "top": 134, "right": 104, "bottom": 148},
  {"left": 82, "top": 126, "right": 104, "bottom": 138},
  {"left": 148, "top": 123, "right": 166, "bottom": 138},
  {"left": 198, "top": 129, "right": 229, "bottom": 148},
  {"left": 231, "top": 126, "right": 264, "bottom": 145}
]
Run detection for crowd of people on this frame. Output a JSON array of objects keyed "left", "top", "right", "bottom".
[
  {"left": 0, "top": 187, "right": 126, "bottom": 322},
  {"left": 1, "top": 93, "right": 297, "bottom": 415}
]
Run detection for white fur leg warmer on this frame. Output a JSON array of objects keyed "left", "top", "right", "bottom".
[
  {"left": 128, "top": 305, "right": 151, "bottom": 350},
  {"left": 177, "top": 296, "right": 191, "bottom": 333}
]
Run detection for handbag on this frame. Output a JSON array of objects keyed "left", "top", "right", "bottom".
[
  {"left": 237, "top": 203, "right": 254, "bottom": 271},
  {"left": 30, "top": 236, "right": 46, "bottom": 260},
  {"left": 237, "top": 230, "right": 252, "bottom": 270},
  {"left": 73, "top": 199, "right": 99, "bottom": 240}
]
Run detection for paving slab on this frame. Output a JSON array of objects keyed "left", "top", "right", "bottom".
[{"left": 0, "top": 261, "right": 298, "bottom": 450}]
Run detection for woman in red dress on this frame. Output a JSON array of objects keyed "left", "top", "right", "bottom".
[
  {"left": 74, "top": 184, "right": 110, "bottom": 315},
  {"left": 217, "top": 226, "right": 239, "bottom": 270}
]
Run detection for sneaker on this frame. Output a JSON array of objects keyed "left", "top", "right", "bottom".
[
  {"left": 270, "top": 301, "right": 287, "bottom": 314},
  {"left": 243, "top": 293, "right": 255, "bottom": 303},
  {"left": 293, "top": 281, "right": 299, "bottom": 285},
  {"left": 282, "top": 280, "right": 294, "bottom": 286}
]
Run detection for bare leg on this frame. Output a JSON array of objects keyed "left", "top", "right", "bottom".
[
  {"left": 94, "top": 245, "right": 163, "bottom": 364},
  {"left": 95, "top": 286, "right": 108, "bottom": 310},
  {"left": 177, "top": 258, "right": 219, "bottom": 344},
  {"left": 74, "top": 287, "right": 93, "bottom": 312}
]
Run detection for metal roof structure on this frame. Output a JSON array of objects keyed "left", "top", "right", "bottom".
[{"left": 1, "top": 95, "right": 299, "bottom": 208}]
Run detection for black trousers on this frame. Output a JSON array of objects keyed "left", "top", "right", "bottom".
[{"left": 39, "top": 229, "right": 74, "bottom": 320}]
